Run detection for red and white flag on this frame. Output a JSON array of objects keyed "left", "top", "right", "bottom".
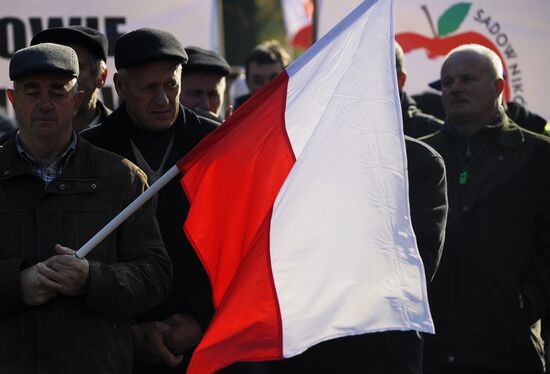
[
  {"left": 179, "top": 0, "right": 433, "bottom": 372},
  {"left": 281, "top": 0, "right": 314, "bottom": 49}
]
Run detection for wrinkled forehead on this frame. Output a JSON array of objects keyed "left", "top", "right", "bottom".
[
  {"left": 127, "top": 60, "right": 182, "bottom": 78},
  {"left": 15, "top": 73, "right": 77, "bottom": 89}
]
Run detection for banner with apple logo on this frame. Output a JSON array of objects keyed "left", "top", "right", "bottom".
[{"left": 317, "top": 0, "right": 550, "bottom": 121}]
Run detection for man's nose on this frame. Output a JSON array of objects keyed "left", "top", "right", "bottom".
[
  {"left": 37, "top": 92, "right": 54, "bottom": 111},
  {"left": 153, "top": 88, "right": 170, "bottom": 105},
  {"left": 449, "top": 79, "right": 463, "bottom": 92},
  {"left": 196, "top": 94, "right": 210, "bottom": 111}
]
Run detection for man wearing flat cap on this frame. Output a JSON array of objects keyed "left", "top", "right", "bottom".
[
  {"left": 0, "top": 43, "right": 172, "bottom": 373},
  {"left": 31, "top": 25, "right": 112, "bottom": 132},
  {"left": 82, "top": 28, "right": 218, "bottom": 373},
  {"left": 181, "top": 46, "right": 231, "bottom": 122}
]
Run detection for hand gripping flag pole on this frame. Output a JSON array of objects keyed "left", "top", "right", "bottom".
[{"left": 74, "top": 165, "right": 180, "bottom": 259}]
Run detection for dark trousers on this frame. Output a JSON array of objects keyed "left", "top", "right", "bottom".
[{"left": 424, "top": 368, "right": 543, "bottom": 374}]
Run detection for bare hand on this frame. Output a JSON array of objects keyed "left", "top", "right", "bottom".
[
  {"left": 20, "top": 259, "right": 58, "bottom": 305},
  {"left": 133, "top": 321, "right": 184, "bottom": 367},
  {"left": 37, "top": 244, "right": 89, "bottom": 296},
  {"left": 163, "top": 313, "right": 203, "bottom": 354}
]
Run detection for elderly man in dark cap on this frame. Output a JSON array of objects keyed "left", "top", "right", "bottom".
[
  {"left": 31, "top": 25, "right": 111, "bottom": 132},
  {"left": 180, "top": 46, "right": 231, "bottom": 122},
  {"left": 81, "top": 28, "right": 218, "bottom": 373},
  {"left": 0, "top": 43, "right": 172, "bottom": 373}
]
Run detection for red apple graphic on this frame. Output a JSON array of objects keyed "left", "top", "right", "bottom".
[{"left": 396, "top": 3, "right": 511, "bottom": 101}]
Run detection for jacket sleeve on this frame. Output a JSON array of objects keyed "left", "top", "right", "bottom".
[
  {"left": 522, "top": 140, "right": 550, "bottom": 323},
  {"left": 406, "top": 138, "right": 448, "bottom": 282},
  {"left": 0, "top": 259, "right": 27, "bottom": 315},
  {"left": 85, "top": 169, "right": 173, "bottom": 318}
]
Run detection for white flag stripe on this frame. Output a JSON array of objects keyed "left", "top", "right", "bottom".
[{"left": 271, "top": 0, "right": 433, "bottom": 358}]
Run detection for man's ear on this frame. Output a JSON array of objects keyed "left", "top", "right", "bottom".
[
  {"left": 73, "top": 90, "right": 85, "bottom": 116},
  {"left": 397, "top": 71, "right": 407, "bottom": 91},
  {"left": 6, "top": 89, "right": 16, "bottom": 106},
  {"left": 97, "top": 65, "right": 108, "bottom": 89},
  {"left": 113, "top": 72, "right": 126, "bottom": 100},
  {"left": 495, "top": 77, "right": 505, "bottom": 96}
]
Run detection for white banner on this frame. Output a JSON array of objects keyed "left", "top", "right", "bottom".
[
  {"left": 317, "top": 0, "right": 550, "bottom": 121},
  {"left": 0, "top": 0, "right": 220, "bottom": 116}
]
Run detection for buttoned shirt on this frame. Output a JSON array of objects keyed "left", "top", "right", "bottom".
[{"left": 15, "top": 131, "right": 77, "bottom": 184}]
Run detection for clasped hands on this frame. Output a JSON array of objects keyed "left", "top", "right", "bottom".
[
  {"left": 133, "top": 313, "right": 203, "bottom": 367},
  {"left": 20, "top": 244, "right": 90, "bottom": 306}
]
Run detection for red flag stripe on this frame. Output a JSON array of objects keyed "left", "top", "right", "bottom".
[{"left": 179, "top": 72, "right": 294, "bottom": 373}]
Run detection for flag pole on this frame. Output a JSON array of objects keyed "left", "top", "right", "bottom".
[{"left": 75, "top": 164, "right": 181, "bottom": 259}]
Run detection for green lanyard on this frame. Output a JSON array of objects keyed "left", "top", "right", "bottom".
[{"left": 453, "top": 136, "right": 495, "bottom": 186}]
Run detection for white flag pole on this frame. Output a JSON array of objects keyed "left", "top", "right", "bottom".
[{"left": 75, "top": 165, "right": 181, "bottom": 259}]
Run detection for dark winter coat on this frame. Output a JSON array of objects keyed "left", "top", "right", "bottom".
[
  {"left": 421, "top": 115, "right": 550, "bottom": 372},
  {"left": 0, "top": 136, "right": 172, "bottom": 374},
  {"left": 401, "top": 92, "right": 443, "bottom": 139}
]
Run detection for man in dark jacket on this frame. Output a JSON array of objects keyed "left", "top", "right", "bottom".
[
  {"left": 31, "top": 26, "right": 112, "bottom": 132},
  {"left": 421, "top": 44, "right": 550, "bottom": 374},
  {"left": 395, "top": 42, "right": 442, "bottom": 138},
  {"left": 82, "top": 28, "right": 218, "bottom": 373},
  {"left": 0, "top": 43, "right": 172, "bottom": 374}
]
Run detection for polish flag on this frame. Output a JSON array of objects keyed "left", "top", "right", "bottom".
[
  {"left": 178, "top": 0, "right": 434, "bottom": 372},
  {"left": 282, "top": 0, "right": 314, "bottom": 49}
]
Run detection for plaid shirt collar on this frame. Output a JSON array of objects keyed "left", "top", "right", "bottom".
[{"left": 16, "top": 131, "right": 78, "bottom": 184}]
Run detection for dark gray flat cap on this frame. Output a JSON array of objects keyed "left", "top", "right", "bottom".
[
  {"left": 115, "top": 27, "right": 187, "bottom": 70},
  {"left": 31, "top": 25, "right": 108, "bottom": 62},
  {"left": 184, "top": 46, "right": 231, "bottom": 77},
  {"left": 9, "top": 43, "right": 79, "bottom": 81}
]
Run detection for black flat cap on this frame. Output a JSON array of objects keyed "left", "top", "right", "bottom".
[
  {"left": 184, "top": 46, "right": 231, "bottom": 76},
  {"left": 10, "top": 43, "right": 79, "bottom": 81},
  {"left": 115, "top": 27, "right": 187, "bottom": 70},
  {"left": 31, "top": 26, "right": 108, "bottom": 62}
]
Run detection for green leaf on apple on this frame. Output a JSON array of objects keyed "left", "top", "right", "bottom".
[{"left": 438, "top": 2, "right": 472, "bottom": 37}]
